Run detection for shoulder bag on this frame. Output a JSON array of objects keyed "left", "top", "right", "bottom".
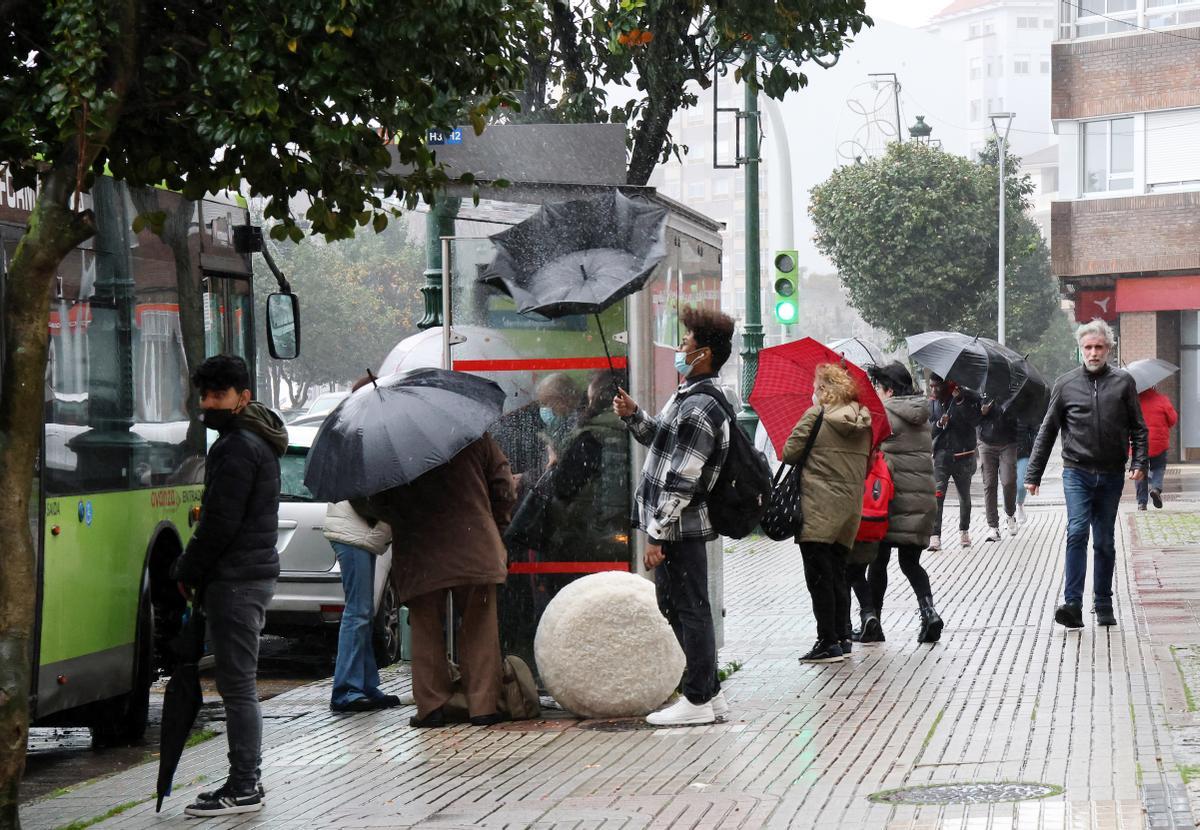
[{"left": 760, "top": 409, "right": 824, "bottom": 541}]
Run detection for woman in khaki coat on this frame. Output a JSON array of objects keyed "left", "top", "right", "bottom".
[
  {"left": 782, "top": 363, "right": 872, "bottom": 664},
  {"left": 357, "top": 433, "right": 516, "bottom": 727}
]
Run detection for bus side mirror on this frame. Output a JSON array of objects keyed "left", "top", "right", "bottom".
[{"left": 267, "top": 292, "right": 300, "bottom": 360}]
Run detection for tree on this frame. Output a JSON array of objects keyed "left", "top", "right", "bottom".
[
  {"left": 809, "top": 140, "right": 1070, "bottom": 370},
  {"left": 513, "top": 0, "right": 872, "bottom": 184},
  {"left": 252, "top": 214, "right": 425, "bottom": 409},
  {"left": 0, "top": 2, "right": 536, "bottom": 821}
]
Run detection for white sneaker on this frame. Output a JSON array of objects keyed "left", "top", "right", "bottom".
[
  {"left": 984, "top": 526, "right": 1002, "bottom": 542},
  {"left": 960, "top": 531, "right": 972, "bottom": 548},
  {"left": 1016, "top": 504, "right": 1027, "bottom": 524},
  {"left": 928, "top": 535, "right": 941, "bottom": 551},
  {"left": 710, "top": 690, "right": 730, "bottom": 721},
  {"left": 1007, "top": 516, "right": 1019, "bottom": 536},
  {"left": 646, "top": 696, "right": 715, "bottom": 727}
]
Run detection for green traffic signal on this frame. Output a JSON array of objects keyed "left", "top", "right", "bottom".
[{"left": 772, "top": 249, "right": 799, "bottom": 325}]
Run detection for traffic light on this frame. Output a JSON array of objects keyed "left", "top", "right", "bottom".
[{"left": 773, "top": 250, "right": 799, "bottom": 325}]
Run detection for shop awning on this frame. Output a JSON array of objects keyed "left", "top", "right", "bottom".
[{"left": 1115, "top": 275, "right": 1200, "bottom": 313}]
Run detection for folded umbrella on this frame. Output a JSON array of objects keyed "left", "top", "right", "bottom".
[
  {"left": 157, "top": 605, "right": 207, "bottom": 812},
  {"left": 750, "top": 337, "right": 892, "bottom": 457},
  {"left": 479, "top": 191, "right": 668, "bottom": 371},
  {"left": 1126, "top": 358, "right": 1179, "bottom": 393},
  {"left": 303, "top": 368, "right": 507, "bottom": 503}
]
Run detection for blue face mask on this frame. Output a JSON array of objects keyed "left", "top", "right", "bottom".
[
  {"left": 539, "top": 406, "right": 557, "bottom": 426},
  {"left": 674, "top": 348, "right": 704, "bottom": 377}
]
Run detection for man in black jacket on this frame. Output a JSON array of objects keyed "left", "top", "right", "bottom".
[
  {"left": 1025, "top": 319, "right": 1147, "bottom": 629},
  {"left": 172, "top": 355, "right": 287, "bottom": 816},
  {"left": 929, "top": 374, "right": 982, "bottom": 551}
]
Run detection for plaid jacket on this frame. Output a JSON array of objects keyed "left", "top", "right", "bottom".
[{"left": 624, "top": 376, "right": 730, "bottom": 542}]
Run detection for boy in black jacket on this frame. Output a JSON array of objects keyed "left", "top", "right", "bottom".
[
  {"left": 928, "top": 374, "right": 981, "bottom": 551},
  {"left": 172, "top": 355, "right": 287, "bottom": 817}
]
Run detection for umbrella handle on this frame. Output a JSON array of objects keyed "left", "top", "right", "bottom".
[{"left": 594, "top": 313, "right": 616, "bottom": 374}]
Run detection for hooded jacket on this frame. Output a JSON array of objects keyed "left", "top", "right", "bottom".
[
  {"left": 324, "top": 501, "right": 392, "bottom": 556},
  {"left": 1139, "top": 388, "right": 1178, "bottom": 458},
  {"left": 1026, "top": 363, "right": 1148, "bottom": 484},
  {"left": 879, "top": 395, "right": 937, "bottom": 547},
  {"left": 173, "top": 401, "right": 287, "bottom": 586},
  {"left": 782, "top": 402, "right": 873, "bottom": 549}
]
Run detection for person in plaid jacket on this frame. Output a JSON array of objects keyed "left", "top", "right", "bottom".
[{"left": 612, "top": 307, "right": 733, "bottom": 727}]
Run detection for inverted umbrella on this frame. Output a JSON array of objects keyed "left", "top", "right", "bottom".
[
  {"left": 750, "top": 337, "right": 892, "bottom": 456},
  {"left": 157, "top": 605, "right": 207, "bottom": 812},
  {"left": 826, "top": 337, "right": 884, "bottom": 369},
  {"left": 304, "top": 368, "right": 506, "bottom": 503},
  {"left": 1126, "top": 358, "right": 1179, "bottom": 393},
  {"left": 479, "top": 191, "right": 668, "bottom": 369}
]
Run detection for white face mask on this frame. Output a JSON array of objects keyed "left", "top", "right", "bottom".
[{"left": 812, "top": 392, "right": 820, "bottom": 406}]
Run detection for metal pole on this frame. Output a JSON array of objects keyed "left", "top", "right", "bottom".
[
  {"left": 989, "top": 113, "right": 1014, "bottom": 345},
  {"left": 418, "top": 195, "right": 460, "bottom": 329},
  {"left": 738, "top": 57, "right": 763, "bottom": 439}
]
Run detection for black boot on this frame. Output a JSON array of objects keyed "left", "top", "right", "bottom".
[
  {"left": 857, "top": 608, "right": 885, "bottom": 643},
  {"left": 917, "top": 597, "right": 943, "bottom": 643}
]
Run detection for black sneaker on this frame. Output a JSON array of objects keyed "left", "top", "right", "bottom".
[
  {"left": 185, "top": 784, "right": 264, "bottom": 816},
  {"left": 840, "top": 638, "right": 852, "bottom": 655},
  {"left": 1096, "top": 606, "right": 1117, "bottom": 626},
  {"left": 798, "top": 641, "right": 844, "bottom": 664},
  {"left": 859, "top": 616, "right": 886, "bottom": 643},
  {"left": 1151, "top": 488, "right": 1163, "bottom": 509},
  {"left": 1054, "top": 603, "right": 1084, "bottom": 629}
]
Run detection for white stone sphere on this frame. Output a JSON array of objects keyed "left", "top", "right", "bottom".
[{"left": 534, "top": 571, "right": 685, "bottom": 718}]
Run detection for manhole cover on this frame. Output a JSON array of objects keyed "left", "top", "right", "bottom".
[
  {"left": 868, "top": 782, "right": 1063, "bottom": 805},
  {"left": 578, "top": 717, "right": 663, "bottom": 732}
]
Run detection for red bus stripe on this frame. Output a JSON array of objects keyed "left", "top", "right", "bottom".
[
  {"left": 453, "top": 357, "right": 628, "bottom": 372},
  {"left": 508, "top": 561, "right": 631, "bottom": 575}
]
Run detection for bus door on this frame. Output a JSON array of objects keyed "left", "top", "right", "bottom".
[{"left": 446, "top": 236, "right": 633, "bottom": 671}]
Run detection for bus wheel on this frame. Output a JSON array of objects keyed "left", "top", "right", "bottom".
[
  {"left": 373, "top": 580, "right": 402, "bottom": 668},
  {"left": 91, "top": 584, "right": 154, "bottom": 747}
]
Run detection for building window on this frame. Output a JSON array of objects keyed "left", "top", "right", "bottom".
[
  {"left": 686, "top": 180, "right": 708, "bottom": 200},
  {"left": 969, "top": 22, "right": 980, "bottom": 37},
  {"left": 970, "top": 99, "right": 981, "bottom": 122},
  {"left": 1040, "top": 58, "right": 1051, "bottom": 74},
  {"left": 1082, "top": 117, "right": 1134, "bottom": 193},
  {"left": 1145, "top": 0, "right": 1200, "bottom": 29},
  {"left": 1073, "top": 0, "right": 1138, "bottom": 37},
  {"left": 712, "top": 177, "right": 732, "bottom": 198},
  {"left": 1014, "top": 55, "right": 1031, "bottom": 74},
  {"left": 983, "top": 20, "right": 995, "bottom": 34},
  {"left": 1017, "top": 15, "right": 1039, "bottom": 27},
  {"left": 1044, "top": 18, "right": 1055, "bottom": 27},
  {"left": 969, "top": 57, "right": 982, "bottom": 80}
]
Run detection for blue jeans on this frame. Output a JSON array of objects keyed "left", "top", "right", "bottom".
[
  {"left": 1135, "top": 452, "right": 1168, "bottom": 505},
  {"left": 1016, "top": 456, "right": 1030, "bottom": 505},
  {"left": 1061, "top": 467, "right": 1126, "bottom": 608},
  {"left": 331, "top": 542, "right": 383, "bottom": 706}
]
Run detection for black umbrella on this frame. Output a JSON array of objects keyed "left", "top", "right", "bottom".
[
  {"left": 480, "top": 191, "right": 669, "bottom": 369},
  {"left": 906, "top": 331, "right": 1007, "bottom": 398},
  {"left": 303, "top": 367, "right": 507, "bottom": 503},
  {"left": 157, "top": 604, "right": 207, "bottom": 812}
]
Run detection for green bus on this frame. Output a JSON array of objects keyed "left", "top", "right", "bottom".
[{"left": 1, "top": 173, "right": 288, "bottom": 744}]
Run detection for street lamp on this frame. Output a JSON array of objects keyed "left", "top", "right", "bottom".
[
  {"left": 989, "top": 111, "right": 1015, "bottom": 345},
  {"left": 909, "top": 115, "right": 933, "bottom": 145}
]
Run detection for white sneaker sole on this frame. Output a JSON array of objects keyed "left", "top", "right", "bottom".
[
  {"left": 185, "top": 803, "right": 264, "bottom": 817},
  {"left": 646, "top": 714, "right": 715, "bottom": 726}
]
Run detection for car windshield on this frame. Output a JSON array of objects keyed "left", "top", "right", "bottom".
[
  {"left": 307, "top": 394, "right": 345, "bottom": 416},
  {"left": 280, "top": 449, "right": 314, "bottom": 501}
]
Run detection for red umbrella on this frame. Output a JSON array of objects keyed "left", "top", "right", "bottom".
[{"left": 750, "top": 337, "right": 891, "bottom": 456}]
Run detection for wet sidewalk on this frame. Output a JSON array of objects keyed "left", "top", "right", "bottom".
[{"left": 21, "top": 465, "right": 1200, "bottom": 829}]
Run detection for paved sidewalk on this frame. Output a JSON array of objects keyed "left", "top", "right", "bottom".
[{"left": 21, "top": 469, "right": 1200, "bottom": 829}]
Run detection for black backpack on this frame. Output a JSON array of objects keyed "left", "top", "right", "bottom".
[{"left": 685, "top": 387, "right": 774, "bottom": 539}]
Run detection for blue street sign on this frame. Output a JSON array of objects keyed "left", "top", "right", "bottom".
[{"left": 426, "top": 129, "right": 464, "bottom": 146}]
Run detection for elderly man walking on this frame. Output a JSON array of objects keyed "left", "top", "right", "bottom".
[{"left": 1025, "top": 319, "right": 1148, "bottom": 629}]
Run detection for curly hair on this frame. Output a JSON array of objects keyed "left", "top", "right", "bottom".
[
  {"left": 814, "top": 363, "right": 859, "bottom": 407},
  {"left": 681, "top": 306, "right": 735, "bottom": 371}
]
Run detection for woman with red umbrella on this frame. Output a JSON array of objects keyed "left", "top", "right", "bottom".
[{"left": 782, "top": 363, "right": 873, "bottom": 664}]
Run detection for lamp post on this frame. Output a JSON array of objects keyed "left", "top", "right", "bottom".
[
  {"left": 989, "top": 112, "right": 1015, "bottom": 345},
  {"left": 738, "top": 55, "right": 763, "bottom": 438},
  {"left": 909, "top": 115, "right": 933, "bottom": 145}
]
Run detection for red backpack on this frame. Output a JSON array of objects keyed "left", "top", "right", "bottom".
[{"left": 855, "top": 449, "right": 894, "bottom": 543}]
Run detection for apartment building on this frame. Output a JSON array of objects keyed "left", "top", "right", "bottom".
[{"left": 1051, "top": 0, "right": 1200, "bottom": 458}]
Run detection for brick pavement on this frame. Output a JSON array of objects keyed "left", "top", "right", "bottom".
[{"left": 20, "top": 471, "right": 1200, "bottom": 829}]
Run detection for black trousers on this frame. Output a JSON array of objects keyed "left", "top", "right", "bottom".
[
  {"left": 656, "top": 538, "right": 720, "bottom": 705},
  {"left": 868, "top": 543, "right": 933, "bottom": 612},
  {"left": 934, "top": 451, "right": 976, "bottom": 535},
  {"left": 800, "top": 542, "right": 849, "bottom": 645}
]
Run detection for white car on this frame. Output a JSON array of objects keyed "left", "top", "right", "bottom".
[
  {"left": 288, "top": 391, "right": 349, "bottom": 427},
  {"left": 268, "top": 424, "right": 403, "bottom": 666}
]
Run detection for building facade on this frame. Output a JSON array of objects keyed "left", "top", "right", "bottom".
[{"left": 1051, "top": 0, "right": 1200, "bottom": 459}]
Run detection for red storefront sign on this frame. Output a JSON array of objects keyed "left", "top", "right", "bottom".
[
  {"left": 1074, "top": 290, "right": 1117, "bottom": 322},
  {"left": 1115, "top": 275, "right": 1200, "bottom": 313}
]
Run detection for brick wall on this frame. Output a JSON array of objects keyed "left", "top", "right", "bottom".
[
  {"left": 1051, "top": 192, "right": 1200, "bottom": 278},
  {"left": 1053, "top": 28, "right": 1200, "bottom": 119}
]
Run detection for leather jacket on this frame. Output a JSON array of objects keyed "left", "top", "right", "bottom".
[{"left": 1025, "top": 364, "right": 1148, "bottom": 484}]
